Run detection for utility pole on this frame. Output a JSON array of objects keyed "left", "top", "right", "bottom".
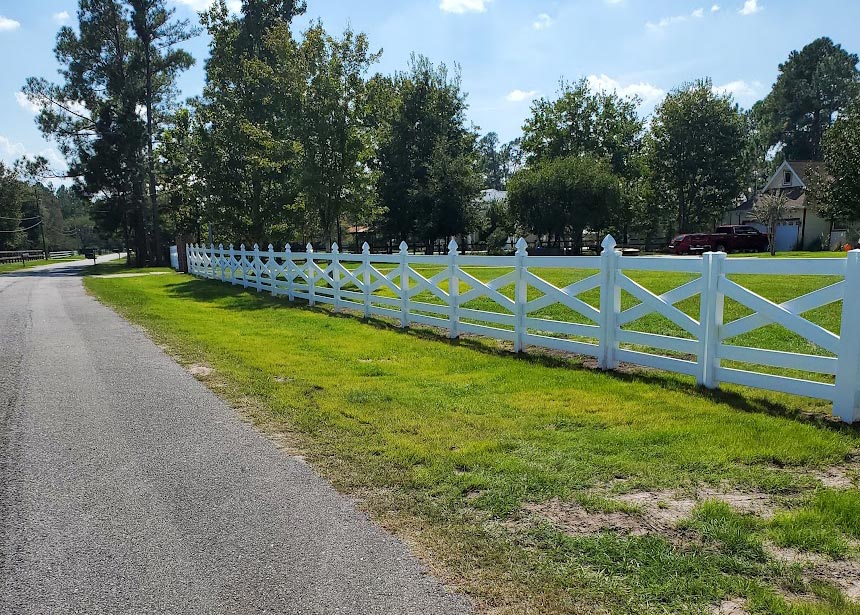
[{"left": 34, "top": 185, "right": 48, "bottom": 259}]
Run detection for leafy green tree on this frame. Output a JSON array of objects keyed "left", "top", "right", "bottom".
[
  {"left": 508, "top": 155, "right": 620, "bottom": 254},
  {"left": 752, "top": 37, "right": 859, "bottom": 161},
  {"left": 375, "top": 55, "right": 482, "bottom": 252},
  {"left": 0, "top": 163, "right": 25, "bottom": 250},
  {"left": 521, "top": 78, "right": 643, "bottom": 177},
  {"left": 807, "top": 99, "right": 860, "bottom": 225},
  {"left": 477, "top": 132, "right": 504, "bottom": 190},
  {"left": 648, "top": 80, "right": 749, "bottom": 234},
  {"left": 158, "top": 106, "right": 201, "bottom": 241},
  {"left": 24, "top": 0, "right": 150, "bottom": 264},
  {"left": 129, "top": 0, "right": 195, "bottom": 263},
  {"left": 195, "top": 0, "right": 307, "bottom": 245},
  {"left": 268, "top": 22, "right": 380, "bottom": 246}
]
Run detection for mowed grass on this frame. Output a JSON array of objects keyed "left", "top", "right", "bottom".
[
  {"left": 0, "top": 255, "right": 85, "bottom": 273},
  {"left": 85, "top": 268, "right": 860, "bottom": 615}
]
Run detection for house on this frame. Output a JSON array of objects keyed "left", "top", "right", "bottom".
[{"left": 722, "top": 160, "right": 842, "bottom": 251}]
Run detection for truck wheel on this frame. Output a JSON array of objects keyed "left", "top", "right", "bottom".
[{"left": 715, "top": 244, "right": 726, "bottom": 253}]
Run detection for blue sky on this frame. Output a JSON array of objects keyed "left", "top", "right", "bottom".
[{"left": 0, "top": 0, "right": 858, "bottom": 176}]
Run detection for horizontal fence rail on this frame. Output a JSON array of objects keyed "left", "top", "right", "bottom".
[{"left": 186, "top": 236, "right": 860, "bottom": 423}]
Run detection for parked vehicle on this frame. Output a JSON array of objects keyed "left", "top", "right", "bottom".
[{"left": 669, "top": 225, "right": 769, "bottom": 255}]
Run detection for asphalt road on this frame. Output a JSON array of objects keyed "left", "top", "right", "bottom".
[{"left": 0, "top": 257, "right": 470, "bottom": 614}]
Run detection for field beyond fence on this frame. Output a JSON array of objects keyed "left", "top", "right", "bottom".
[{"left": 186, "top": 236, "right": 860, "bottom": 423}]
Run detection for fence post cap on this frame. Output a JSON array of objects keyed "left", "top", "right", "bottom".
[
  {"left": 285, "top": 243, "right": 291, "bottom": 253},
  {"left": 331, "top": 242, "right": 339, "bottom": 254},
  {"left": 399, "top": 240, "right": 408, "bottom": 253},
  {"left": 268, "top": 243, "right": 274, "bottom": 252},
  {"left": 362, "top": 241, "right": 370, "bottom": 254},
  {"left": 240, "top": 243, "right": 245, "bottom": 250},
  {"left": 228, "top": 243, "right": 234, "bottom": 250},
  {"left": 306, "top": 242, "right": 314, "bottom": 253},
  {"left": 448, "top": 238, "right": 459, "bottom": 254},
  {"left": 515, "top": 237, "right": 528, "bottom": 255},
  {"left": 601, "top": 234, "right": 617, "bottom": 252},
  {"left": 210, "top": 243, "right": 215, "bottom": 249},
  {"left": 252, "top": 243, "right": 259, "bottom": 251},
  {"left": 218, "top": 243, "right": 223, "bottom": 250}
]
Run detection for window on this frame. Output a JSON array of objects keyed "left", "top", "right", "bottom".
[{"left": 783, "top": 170, "right": 792, "bottom": 185}]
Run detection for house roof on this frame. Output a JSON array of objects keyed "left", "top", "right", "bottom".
[{"left": 786, "top": 160, "right": 824, "bottom": 183}]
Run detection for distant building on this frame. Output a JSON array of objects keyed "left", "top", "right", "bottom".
[{"left": 722, "top": 160, "right": 846, "bottom": 251}]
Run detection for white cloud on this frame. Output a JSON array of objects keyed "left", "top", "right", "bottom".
[
  {"left": 739, "top": 0, "right": 762, "bottom": 15},
  {"left": 713, "top": 79, "right": 762, "bottom": 102},
  {"left": 15, "top": 92, "right": 41, "bottom": 114},
  {"left": 53, "top": 11, "right": 70, "bottom": 24},
  {"left": 506, "top": 89, "right": 539, "bottom": 102},
  {"left": 0, "top": 135, "right": 65, "bottom": 172},
  {"left": 532, "top": 13, "right": 553, "bottom": 30},
  {"left": 711, "top": 4, "right": 721, "bottom": 11},
  {"left": 0, "top": 15, "right": 20, "bottom": 31},
  {"left": 586, "top": 74, "right": 665, "bottom": 109},
  {"left": 172, "top": 0, "right": 240, "bottom": 13},
  {"left": 439, "top": 0, "right": 491, "bottom": 14},
  {"left": 646, "top": 7, "right": 707, "bottom": 30}
]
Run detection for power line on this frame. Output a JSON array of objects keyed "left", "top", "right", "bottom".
[
  {"left": 0, "top": 220, "right": 43, "bottom": 233},
  {"left": 0, "top": 215, "right": 41, "bottom": 221}
]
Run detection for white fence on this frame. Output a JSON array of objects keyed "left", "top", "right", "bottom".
[{"left": 187, "top": 236, "right": 860, "bottom": 423}]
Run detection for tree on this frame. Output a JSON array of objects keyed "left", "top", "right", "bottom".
[
  {"left": 129, "top": 0, "right": 195, "bottom": 263},
  {"left": 375, "top": 55, "right": 482, "bottom": 252},
  {"left": 807, "top": 98, "right": 860, "bottom": 227},
  {"left": 751, "top": 190, "right": 788, "bottom": 255},
  {"left": 270, "top": 22, "right": 380, "bottom": 246},
  {"left": 195, "top": 0, "right": 307, "bottom": 245},
  {"left": 649, "top": 80, "right": 749, "bottom": 234},
  {"left": 24, "top": 0, "right": 150, "bottom": 265},
  {"left": 753, "top": 37, "right": 859, "bottom": 161},
  {"left": 508, "top": 155, "right": 620, "bottom": 254},
  {"left": 0, "top": 163, "right": 25, "bottom": 251},
  {"left": 477, "top": 132, "right": 504, "bottom": 190},
  {"left": 521, "top": 78, "right": 643, "bottom": 177},
  {"left": 158, "top": 106, "right": 201, "bottom": 241}
]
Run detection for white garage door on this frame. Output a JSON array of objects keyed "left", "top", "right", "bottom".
[{"left": 774, "top": 221, "right": 800, "bottom": 252}]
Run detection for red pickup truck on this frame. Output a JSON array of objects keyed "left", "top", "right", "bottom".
[{"left": 669, "top": 225, "right": 769, "bottom": 255}]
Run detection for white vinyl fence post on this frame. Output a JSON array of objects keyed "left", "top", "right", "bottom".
[
  {"left": 399, "top": 240, "right": 409, "bottom": 328},
  {"left": 513, "top": 237, "right": 528, "bottom": 353},
  {"left": 268, "top": 243, "right": 276, "bottom": 296},
  {"left": 228, "top": 244, "right": 237, "bottom": 285},
  {"left": 219, "top": 244, "right": 226, "bottom": 282},
  {"left": 331, "top": 242, "right": 341, "bottom": 313},
  {"left": 285, "top": 244, "right": 294, "bottom": 301},
  {"left": 185, "top": 244, "right": 192, "bottom": 275},
  {"left": 306, "top": 243, "right": 315, "bottom": 307},
  {"left": 698, "top": 251, "right": 726, "bottom": 388},
  {"left": 448, "top": 239, "right": 459, "bottom": 339},
  {"left": 208, "top": 243, "right": 215, "bottom": 279},
  {"left": 362, "top": 242, "right": 371, "bottom": 318},
  {"left": 253, "top": 244, "right": 262, "bottom": 292},
  {"left": 239, "top": 244, "right": 248, "bottom": 289},
  {"left": 834, "top": 249, "right": 860, "bottom": 423},
  {"left": 598, "top": 235, "right": 620, "bottom": 370}
]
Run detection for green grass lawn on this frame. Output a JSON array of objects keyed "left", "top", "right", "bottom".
[
  {"left": 0, "top": 255, "right": 85, "bottom": 273},
  {"left": 84, "top": 266, "right": 860, "bottom": 615}
]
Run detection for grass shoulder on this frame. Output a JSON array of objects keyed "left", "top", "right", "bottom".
[{"left": 84, "top": 271, "right": 860, "bottom": 614}]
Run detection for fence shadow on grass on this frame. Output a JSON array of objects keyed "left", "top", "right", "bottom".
[{"left": 164, "top": 277, "right": 858, "bottom": 434}]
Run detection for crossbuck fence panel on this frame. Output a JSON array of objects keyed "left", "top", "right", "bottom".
[{"left": 187, "top": 236, "right": 860, "bottom": 423}]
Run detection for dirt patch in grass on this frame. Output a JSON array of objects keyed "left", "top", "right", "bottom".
[
  {"left": 768, "top": 544, "right": 860, "bottom": 601},
  {"left": 710, "top": 597, "right": 748, "bottom": 615},
  {"left": 524, "top": 487, "right": 775, "bottom": 541},
  {"left": 188, "top": 363, "right": 213, "bottom": 377},
  {"left": 812, "top": 454, "right": 860, "bottom": 489}
]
